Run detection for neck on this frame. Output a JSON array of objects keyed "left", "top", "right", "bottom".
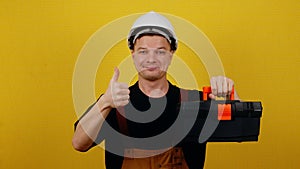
[{"left": 138, "top": 77, "right": 169, "bottom": 98}]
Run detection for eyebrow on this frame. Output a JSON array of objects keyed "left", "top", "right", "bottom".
[{"left": 136, "top": 47, "right": 167, "bottom": 50}]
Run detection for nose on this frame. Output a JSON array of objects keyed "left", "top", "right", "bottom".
[{"left": 146, "top": 50, "right": 156, "bottom": 63}]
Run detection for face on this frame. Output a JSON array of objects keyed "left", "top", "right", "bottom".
[{"left": 132, "top": 35, "right": 173, "bottom": 81}]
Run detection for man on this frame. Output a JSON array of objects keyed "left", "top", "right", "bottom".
[{"left": 72, "top": 11, "right": 239, "bottom": 169}]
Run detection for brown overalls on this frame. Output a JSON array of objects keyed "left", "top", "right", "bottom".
[{"left": 121, "top": 147, "right": 189, "bottom": 169}]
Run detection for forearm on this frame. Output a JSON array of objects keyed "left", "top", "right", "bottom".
[{"left": 72, "top": 95, "right": 112, "bottom": 152}]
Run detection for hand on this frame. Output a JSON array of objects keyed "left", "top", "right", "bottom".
[
  {"left": 104, "top": 67, "right": 130, "bottom": 108},
  {"left": 209, "top": 76, "right": 235, "bottom": 100}
]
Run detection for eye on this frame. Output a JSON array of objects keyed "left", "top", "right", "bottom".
[
  {"left": 138, "top": 50, "right": 148, "bottom": 55},
  {"left": 157, "top": 49, "right": 167, "bottom": 56}
]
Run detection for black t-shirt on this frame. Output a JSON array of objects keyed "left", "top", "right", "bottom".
[{"left": 75, "top": 81, "right": 206, "bottom": 169}]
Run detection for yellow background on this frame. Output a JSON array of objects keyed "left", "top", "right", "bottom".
[{"left": 1, "top": 0, "right": 300, "bottom": 169}]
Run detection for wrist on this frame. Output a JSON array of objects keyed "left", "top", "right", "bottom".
[{"left": 97, "top": 94, "right": 113, "bottom": 113}]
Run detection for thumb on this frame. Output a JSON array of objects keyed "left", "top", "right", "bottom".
[
  {"left": 111, "top": 67, "right": 120, "bottom": 82},
  {"left": 208, "top": 93, "right": 216, "bottom": 100}
]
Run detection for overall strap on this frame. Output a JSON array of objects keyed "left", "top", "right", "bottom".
[
  {"left": 180, "top": 88, "right": 189, "bottom": 102},
  {"left": 116, "top": 106, "right": 129, "bottom": 135}
]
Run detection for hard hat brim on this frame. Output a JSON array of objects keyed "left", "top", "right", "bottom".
[{"left": 128, "top": 26, "right": 177, "bottom": 51}]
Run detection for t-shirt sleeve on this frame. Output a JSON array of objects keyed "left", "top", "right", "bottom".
[{"left": 187, "top": 90, "right": 203, "bottom": 101}]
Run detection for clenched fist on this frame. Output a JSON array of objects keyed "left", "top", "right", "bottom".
[{"left": 209, "top": 76, "right": 239, "bottom": 100}]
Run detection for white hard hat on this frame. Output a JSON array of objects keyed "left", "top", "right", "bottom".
[{"left": 128, "top": 11, "right": 178, "bottom": 51}]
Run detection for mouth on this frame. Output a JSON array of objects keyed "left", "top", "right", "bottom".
[{"left": 143, "top": 66, "right": 159, "bottom": 71}]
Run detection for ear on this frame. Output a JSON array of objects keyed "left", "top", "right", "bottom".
[
  {"left": 130, "top": 50, "right": 134, "bottom": 58},
  {"left": 170, "top": 50, "right": 175, "bottom": 58}
]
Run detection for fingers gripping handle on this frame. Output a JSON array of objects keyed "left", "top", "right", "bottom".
[
  {"left": 202, "top": 86, "right": 234, "bottom": 101},
  {"left": 202, "top": 86, "right": 235, "bottom": 121}
]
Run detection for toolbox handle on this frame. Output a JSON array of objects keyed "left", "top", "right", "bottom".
[
  {"left": 203, "top": 86, "right": 234, "bottom": 121},
  {"left": 202, "top": 86, "right": 235, "bottom": 101}
]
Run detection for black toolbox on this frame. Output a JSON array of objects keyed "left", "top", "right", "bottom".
[
  {"left": 180, "top": 100, "right": 263, "bottom": 142},
  {"left": 180, "top": 86, "right": 263, "bottom": 143}
]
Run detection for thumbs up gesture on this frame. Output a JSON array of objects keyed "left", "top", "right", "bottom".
[{"left": 104, "top": 67, "right": 130, "bottom": 108}]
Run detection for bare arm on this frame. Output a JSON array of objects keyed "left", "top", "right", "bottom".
[
  {"left": 72, "top": 95, "right": 112, "bottom": 152},
  {"left": 72, "top": 68, "right": 130, "bottom": 152}
]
